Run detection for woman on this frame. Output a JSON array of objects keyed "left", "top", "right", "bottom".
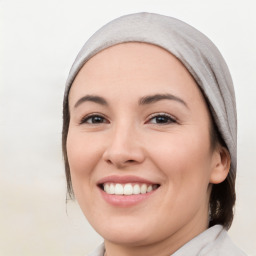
[{"left": 62, "top": 13, "right": 246, "bottom": 255}]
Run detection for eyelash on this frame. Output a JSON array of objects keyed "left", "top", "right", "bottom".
[
  {"left": 146, "top": 113, "right": 177, "bottom": 125},
  {"left": 79, "top": 113, "right": 177, "bottom": 125},
  {"left": 80, "top": 113, "right": 109, "bottom": 125}
]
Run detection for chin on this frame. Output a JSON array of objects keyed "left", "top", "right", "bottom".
[
  {"left": 101, "top": 229, "right": 152, "bottom": 246},
  {"left": 91, "top": 216, "right": 154, "bottom": 246}
]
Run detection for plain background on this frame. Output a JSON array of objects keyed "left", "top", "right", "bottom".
[{"left": 1, "top": 0, "right": 255, "bottom": 255}]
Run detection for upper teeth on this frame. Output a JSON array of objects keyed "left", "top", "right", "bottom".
[{"left": 103, "top": 183, "right": 157, "bottom": 195}]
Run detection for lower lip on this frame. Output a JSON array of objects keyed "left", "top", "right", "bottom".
[{"left": 99, "top": 188, "right": 157, "bottom": 207}]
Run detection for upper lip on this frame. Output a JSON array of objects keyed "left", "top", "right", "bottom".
[{"left": 97, "top": 175, "right": 158, "bottom": 185}]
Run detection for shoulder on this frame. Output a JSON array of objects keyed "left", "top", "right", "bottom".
[
  {"left": 86, "top": 226, "right": 247, "bottom": 256},
  {"left": 203, "top": 227, "right": 247, "bottom": 256},
  {"left": 172, "top": 225, "right": 247, "bottom": 256}
]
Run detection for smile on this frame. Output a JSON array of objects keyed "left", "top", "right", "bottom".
[
  {"left": 97, "top": 175, "right": 160, "bottom": 206},
  {"left": 102, "top": 183, "right": 159, "bottom": 195}
]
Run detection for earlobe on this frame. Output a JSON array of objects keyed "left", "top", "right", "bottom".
[{"left": 210, "top": 146, "right": 231, "bottom": 184}]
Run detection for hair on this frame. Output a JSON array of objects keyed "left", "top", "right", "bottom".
[
  {"left": 208, "top": 113, "right": 236, "bottom": 229},
  {"left": 62, "top": 95, "right": 73, "bottom": 199}
]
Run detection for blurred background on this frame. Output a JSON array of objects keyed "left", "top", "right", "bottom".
[{"left": 1, "top": 0, "right": 255, "bottom": 255}]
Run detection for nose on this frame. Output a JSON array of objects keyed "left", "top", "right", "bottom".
[{"left": 102, "top": 124, "right": 145, "bottom": 169}]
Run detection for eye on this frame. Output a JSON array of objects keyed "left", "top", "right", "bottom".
[
  {"left": 147, "top": 113, "right": 176, "bottom": 125},
  {"left": 80, "top": 114, "right": 109, "bottom": 125}
]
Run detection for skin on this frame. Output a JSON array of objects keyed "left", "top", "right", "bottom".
[{"left": 67, "top": 43, "right": 230, "bottom": 256}]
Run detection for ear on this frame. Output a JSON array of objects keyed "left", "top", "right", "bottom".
[{"left": 210, "top": 145, "right": 231, "bottom": 184}]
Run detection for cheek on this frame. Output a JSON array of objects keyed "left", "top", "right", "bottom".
[
  {"left": 66, "top": 131, "right": 109, "bottom": 221},
  {"left": 149, "top": 128, "right": 211, "bottom": 165},
  {"left": 66, "top": 131, "right": 102, "bottom": 200},
  {"left": 147, "top": 129, "right": 213, "bottom": 195},
  {"left": 67, "top": 130, "right": 102, "bottom": 172}
]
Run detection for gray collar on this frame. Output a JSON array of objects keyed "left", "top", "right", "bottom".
[{"left": 87, "top": 225, "right": 246, "bottom": 256}]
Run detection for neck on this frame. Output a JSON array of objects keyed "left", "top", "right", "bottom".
[{"left": 104, "top": 217, "right": 209, "bottom": 256}]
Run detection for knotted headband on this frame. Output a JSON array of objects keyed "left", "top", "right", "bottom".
[{"left": 64, "top": 12, "right": 237, "bottom": 175}]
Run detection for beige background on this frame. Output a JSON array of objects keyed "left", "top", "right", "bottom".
[{"left": 1, "top": 0, "right": 255, "bottom": 255}]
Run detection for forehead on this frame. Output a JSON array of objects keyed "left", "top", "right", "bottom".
[
  {"left": 75, "top": 42, "right": 186, "bottom": 80},
  {"left": 72, "top": 42, "right": 201, "bottom": 93}
]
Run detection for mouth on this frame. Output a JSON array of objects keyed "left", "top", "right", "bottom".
[
  {"left": 97, "top": 175, "right": 161, "bottom": 206},
  {"left": 99, "top": 183, "right": 160, "bottom": 195}
]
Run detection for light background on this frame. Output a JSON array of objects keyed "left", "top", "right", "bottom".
[{"left": 1, "top": 0, "right": 255, "bottom": 255}]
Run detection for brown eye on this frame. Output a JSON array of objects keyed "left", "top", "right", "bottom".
[
  {"left": 80, "top": 115, "right": 108, "bottom": 124},
  {"left": 148, "top": 114, "right": 176, "bottom": 124}
]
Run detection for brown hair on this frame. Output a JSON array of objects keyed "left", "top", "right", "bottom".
[
  {"left": 208, "top": 118, "right": 236, "bottom": 229},
  {"left": 62, "top": 87, "right": 236, "bottom": 230}
]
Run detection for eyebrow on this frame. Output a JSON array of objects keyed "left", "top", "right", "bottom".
[
  {"left": 139, "top": 93, "right": 188, "bottom": 108},
  {"left": 74, "top": 95, "right": 108, "bottom": 108},
  {"left": 74, "top": 93, "right": 188, "bottom": 109}
]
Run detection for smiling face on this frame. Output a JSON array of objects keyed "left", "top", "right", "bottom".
[{"left": 67, "top": 43, "right": 228, "bottom": 254}]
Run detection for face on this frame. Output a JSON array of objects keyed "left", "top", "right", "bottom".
[{"left": 67, "top": 43, "right": 225, "bottom": 251}]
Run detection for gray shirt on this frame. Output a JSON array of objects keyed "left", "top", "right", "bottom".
[{"left": 88, "top": 225, "right": 246, "bottom": 256}]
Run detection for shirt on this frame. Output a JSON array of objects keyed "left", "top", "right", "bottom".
[{"left": 87, "top": 225, "right": 247, "bottom": 256}]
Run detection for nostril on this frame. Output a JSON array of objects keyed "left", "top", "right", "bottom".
[
  {"left": 106, "top": 160, "right": 112, "bottom": 164},
  {"left": 105, "top": 159, "right": 135, "bottom": 165},
  {"left": 127, "top": 160, "right": 135, "bottom": 163},
  {"left": 103, "top": 150, "right": 145, "bottom": 168}
]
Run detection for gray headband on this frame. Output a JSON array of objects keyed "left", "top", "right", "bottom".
[{"left": 65, "top": 12, "right": 237, "bottom": 175}]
